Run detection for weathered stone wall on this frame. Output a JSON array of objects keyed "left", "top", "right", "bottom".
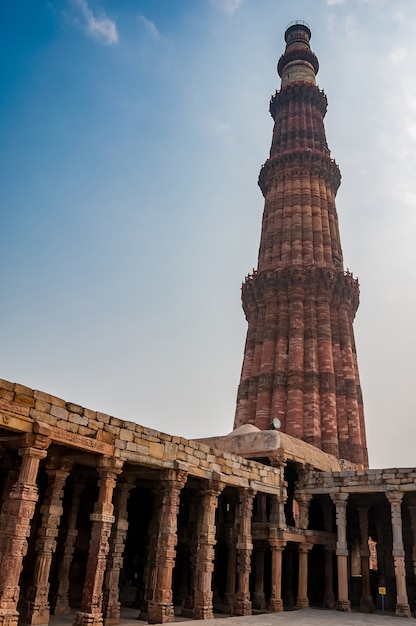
[{"left": 0, "top": 379, "right": 281, "bottom": 491}]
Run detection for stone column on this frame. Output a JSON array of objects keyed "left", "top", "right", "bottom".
[
  {"left": 193, "top": 479, "right": 225, "bottom": 619},
  {"left": 102, "top": 478, "right": 135, "bottom": 625},
  {"left": 54, "top": 481, "right": 83, "bottom": 614},
  {"left": 296, "top": 492, "right": 312, "bottom": 530},
  {"left": 322, "top": 503, "right": 336, "bottom": 609},
  {"left": 21, "top": 457, "right": 72, "bottom": 625},
  {"left": 357, "top": 506, "right": 373, "bottom": 613},
  {"left": 0, "top": 430, "right": 51, "bottom": 626},
  {"left": 323, "top": 546, "right": 336, "bottom": 609},
  {"left": 74, "top": 457, "right": 123, "bottom": 626},
  {"left": 296, "top": 543, "right": 312, "bottom": 609},
  {"left": 147, "top": 467, "right": 188, "bottom": 624},
  {"left": 331, "top": 493, "right": 350, "bottom": 611},
  {"left": 232, "top": 489, "right": 255, "bottom": 616},
  {"left": 268, "top": 539, "right": 285, "bottom": 612},
  {"left": 224, "top": 537, "right": 236, "bottom": 610},
  {"left": 284, "top": 547, "right": 295, "bottom": 609},
  {"left": 386, "top": 490, "right": 411, "bottom": 617},
  {"left": 408, "top": 502, "right": 416, "bottom": 617},
  {"left": 252, "top": 548, "right": 266, "bottom": 610},
  {"left": 0, "top": 465, "right": 19, "bottom": 554}
]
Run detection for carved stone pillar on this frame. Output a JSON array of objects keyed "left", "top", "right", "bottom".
[
  {"left": 0, "top": 430, "right": 50, "bottom": 626},
  {"left": 74, "top": 457, "right": 123, "bottom": 626},
  {"left": 224, "top": 539, "right": 236, "bottom": 610},
  {"left": 21, "top": 457, "right": 72, "bottom": 625},
  {"left": 357, "top": 506, "right": 373, "bottom": 613},
  {"left": 232, "top": 489, "right": 255, "bottom": 616},
  {"left": 54, "top": 481, "right": 83, "bottom": 614},
  {"left": 323, "top": 546, "right": 336, "bottom": 609},
  {"left": 147, "top": 467, "right": 188, "bottom": 624},
  {"left": 386, "top": 490, "right": 411, "bottom": 617},
  {"left": 102, "top": 478, "right": 135, "bottom": 625},
  {"left": 408, "top": 502, "right": 416, "bottom": 617},
  {"left": 296, "top": 543, "right": 312, "bottom": 609},
  {"left": 268, "top": 539, "right": 285, "bottom": 612},
  {"left": 331, "top": 493, "right": 350, "bottom": 611},
  {"left": 322, "top": 503, "right": 336, "bottom": 609},
  {"left": 252, "top": 547, "right": 266, "bottom": 610},
  {"left": 255, "top": 495, "right": 267, "bottom": 523},
  {"left": 193, "top": 479, "right": 225, "bottom": 619},
  {"left": 296, "top": 492, "right": 312, "bottom": 530},
  {"left": 0, "top": 464, "right": 19, "bottom": 554}
]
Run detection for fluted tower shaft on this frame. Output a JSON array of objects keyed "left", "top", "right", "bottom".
[{"left": 234, "top": 22, "right": 368, "bottom": 468}]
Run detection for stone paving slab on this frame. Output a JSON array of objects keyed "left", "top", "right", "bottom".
[{"left": 50, "top": 608, "right": 409, "bottom": 626}]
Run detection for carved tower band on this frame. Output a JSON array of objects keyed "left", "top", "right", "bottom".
[{"left": 234, "top": 22, "right": 368, "bottom": 469}]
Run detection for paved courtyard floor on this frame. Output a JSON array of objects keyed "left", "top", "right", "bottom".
[{"left": 50, "top": 607, "right": 413, "bottom": 626}]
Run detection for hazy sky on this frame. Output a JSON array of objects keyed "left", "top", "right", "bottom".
[{"left": 1, "top": 0, "right": 415, "bottom": 469}]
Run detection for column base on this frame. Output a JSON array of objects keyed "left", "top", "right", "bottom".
[
  {"left": 73, "top": 611, "right": 103, "bottom": 626},
  {"left": 20, "top": 602, "right": 50, "bottom": 626},
  {"left": 147, "top": 602, "right": 174, "bottom": 624},
  {"left": 0, "top": 610, "right": 19, "bottom": 626},
  {"left": 224, "top": 593, "right": 234, "bottom": 610},
  {"left": 252, "top": 593, "right": 266, "bottom": 610},
  {"left": 336, "top": 599, "right": 351, "bottom": 612},
  {"left": 296, "top": 597, "right": 309, "bottom": 609},
  {"left": 54, "top": 604, "right": 71, "bottom": 616},
  {"left": 232, "top": 598, "right": 252, "bottom": 616},
  {"left": 359, "top": 596, "right": 374, "bottom": 613},
  {"left": 268, "top": 598, "right": 284, "bottom": 612},
  {"left": 193, "top": 606, "right": 214, "bottom": 620},
  {"left": 395, "top": 603, "right": 411, "bottom": 618},
  {"left": 323, "top": 593, "right": 336, "bottom": 609}
]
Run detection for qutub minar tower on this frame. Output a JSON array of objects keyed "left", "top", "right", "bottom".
[{"left": 234, "top": 21, "right": 368, "bottom": 469}]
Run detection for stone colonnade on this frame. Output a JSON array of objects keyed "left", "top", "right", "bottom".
[{"left": 0, "top": 431, "right": 352, "bottom": 626}]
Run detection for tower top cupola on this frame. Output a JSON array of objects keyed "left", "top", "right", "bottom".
[{"left": 278, "top": 20, "right": 319, "bottom": 87}]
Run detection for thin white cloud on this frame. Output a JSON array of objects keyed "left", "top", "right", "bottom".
[
  {"left": 72, "top": 0, "right": 118, "bottom": 45},
  {"left": 209, "top": 0, "right": 243, "bottom": 14},
  {"left": 389, "top": 45, "right": 408, "bottom": 65},
  {"left": 326, "top": 0, "right": 346, "bottom": 5},
  {"left": 138, "top": 15, "right": 161, "bottom": 40}
]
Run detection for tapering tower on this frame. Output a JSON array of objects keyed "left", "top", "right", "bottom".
[{"left": 234, "top": 22, "right": 368, "bottom": 468}]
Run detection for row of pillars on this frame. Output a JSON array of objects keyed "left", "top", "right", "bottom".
[
  {"left": 312, "top": 490, "right": 412, "bottom": 617},
  {"left": 0, "top": 433, "right": 288, "bottom": 626}
]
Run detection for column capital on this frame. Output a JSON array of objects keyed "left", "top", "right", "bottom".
[
  {"left": 386, "top": 489, "right": 403, "bottom": 505},
  {"left": 97, "top": 455, "right": 123, "bottom": 475},
  {"left": 269, "top": 539, "right": 286, "bottom": 551},
  {"left": 161, "top": 467, "right": 188, "bottom": 489},
  {"left": 298, "top": 542, "right": 313, "bottom": 554},
  {"left": 330, "top": 492, "right": 348, "bottom": 506}
]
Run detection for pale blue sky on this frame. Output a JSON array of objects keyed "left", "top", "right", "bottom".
[{"left": 1, "top": 0, "right": 416, "bottom": 468}]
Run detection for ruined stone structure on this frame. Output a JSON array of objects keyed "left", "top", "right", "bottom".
[
  {"left": 0, "top": 20, "right": 415, "bottom": 626},
  {"left": 234, "top": 21, "right": 368, "bottom": 470}
]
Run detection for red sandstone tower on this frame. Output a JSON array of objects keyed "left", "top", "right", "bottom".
[{"left": 234, "top": 22, "right": 368, "bottom": 469}]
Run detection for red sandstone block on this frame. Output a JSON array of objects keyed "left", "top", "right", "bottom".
[
  {"left": 51, "top": 405, "right": 69, "bottom": 420},
  {"left": 65, "top": 402, "right": 84, "bottom": 415},
  {"left": 96, "top": 411, "right": 111, "bottom": 423},
  {"left": 30, "top": 408, "right": 57, "bottom": 425},
  {"left": 14, "top": 383, "right": 34, "bottom": 397},
  {"left": 96, "top": 430, "right": 114, "bottom": 444},
  {"left": 0, "top": 388, "right": 14, "bottom": 401},
  {"left": 78, "top": 425, "right": 94, "bottom": 437},
  {"left": 69, "top": 413, "right": 88, "bottom": 426},
  {"left": 34, "top": 389, "right": 65, "bottom": 406},
  {"left": 0, "top": 397, "right": 30, "bottom": 416},
  {"left": 143, "top": 426, "right": 159, "bottom": 438},
  {"left": 0, "top": 379, "right": 14, "bottom": 391}
]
